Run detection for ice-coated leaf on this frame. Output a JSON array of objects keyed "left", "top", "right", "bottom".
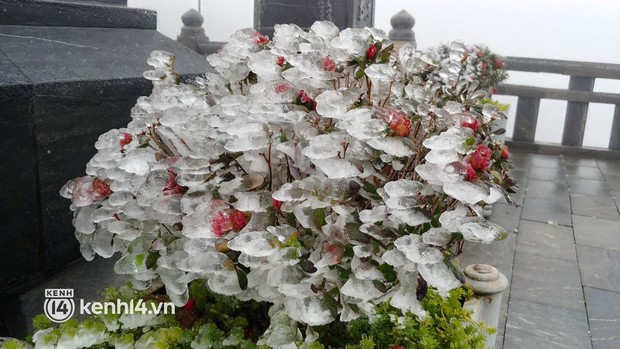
[
  {"left": 390, "top": 270, "right": 427, "bottom": 318},
  {"left": 313, "top": 159, "right": 362, "bottom": 178},
  {"left": 394, "top": 234, "right": 443, "bottom": 264},
  {"left": 384, "top": 179, "right": 423, "bottom": 197},
  {"left": 359, "top": 205, "right": 387, "bottom": 223},
  {"left": 389, "top": 209, "right": 431, "bottom": 227},
  {"left": 443, "top": 181, "right": 490, "bottom": 204},
  {"left": 366, "top": 137, "right": 415, "bottom": 157},
  {"left": 439, "top": 204, "right": 472, "bottom": 232},
  {"left": 457, "top": 220, "right": 508, "bottom": 243},
  {"left": 422, "top": 127, "right": 472, "bottom": 153},
  {"left": 340, "top": 276, "right": 384, "bottom": 301},
  {"left": 285, "top": 297, "right": 335, "bottom": 326},
  {"left": 422, "top": 227, "right": 452, "bottom": 247},
  {"left": 228, "top": 231, "right": 275, "bottom": 257},
  {"left": 425, "top": 149, "right": 459, "bottom": 165},
  {"left": 303, "top": 133, "right": 345, "bottom": 159},
  {"left": 225, "top": 136, "right": 269, "bottom": 152},
  {"left": 310, "top": 21, "right": 340, "bottom": 40},
  {"left": 418, "top": 262, "right": 461, "bottom": 293},
  {"left": 315, "top": 90, "right": 353, "bottom": 117},
  {"left": 364, "top": 63, "right": 398, "bottom": 81},
  {"left": 381, "top": 249, "right": 410, "bottom": 268}
]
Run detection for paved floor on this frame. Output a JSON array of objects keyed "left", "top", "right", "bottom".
[
  {"left": 461, "top": 150, "right": 620, "bottom": 349},
  {"left": 6, "top": 150, "right": 620, "bottom": 348}
]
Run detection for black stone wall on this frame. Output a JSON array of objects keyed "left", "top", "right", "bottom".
[{"left": 0, "top": 0, "right": 211, "bottom": 308}]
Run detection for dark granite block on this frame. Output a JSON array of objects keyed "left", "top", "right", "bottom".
[
  {"left": 510, "top": 250, "right": 584, "bottom": 311},
  {"left": 571, "top": 195, "right": 620, "bottom": 222},
  {"left": 516, "top": 220, "right": 576, "bottom": 260},
  {"left": 584, "top": 287, "right": 620, "bottom": 349},
  {"left": 577, "top": 245, "right": 620, "bottom": 292},
  {"left": 504, "top": 298, "right": 592, "bottom": 349},
  {"left": 564, "top": 164, "right": 604, "bottom": 180},
  {"left": 0, "top": 0, "right": 155, "bottom": 29},
  {"left": 521, "top": 196, "right": 572, "bottom": 226},
  {"left": 568, "top": 178, "right": 612, "bottom": 197},
  {"left": 0, "top": 26, "right": 210, "bottom": 85}
]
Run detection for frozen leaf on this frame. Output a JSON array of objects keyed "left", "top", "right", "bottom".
[
  {"left": 394, "top": 234, "right": 443, "bottom": 264},
  {"left": 359, "top": 205, "right": 387, "bottom": 223},
  {"left": 422, "top": 227, "right": 452, "bottom": 247},
  {"left": 228, "top": 231, "right": 275, "bottom": 257},
  {"left": 418, "top": 262, "right": 461, "bottom": 293},
  {"left": 457, "top": 220, "right": 508, "bottom": 243},
  {"left": 384, "top": 179, "right": 423, "bottom": 197},
  {"left": 285, "top": 297, "right": 335, "bottom": 326},
  {"left": 313, "top": 159, "right": 362, "bottom": 178},
  {"left": 366, "top": 137, "right": 415, "bottom": 157},
  {"left": 341, "top": 276, "right": 384, "bottom": 301}
]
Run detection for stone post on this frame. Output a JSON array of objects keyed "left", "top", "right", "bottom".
[
  {"left": 463, "top": 264, "right": 509, "bottom": 349},
  {"left": 177, "top": 9, "right": 211, "bottom": 53},
  {"left": 388, "top": 9, "right": 416, "bottom": 52}
]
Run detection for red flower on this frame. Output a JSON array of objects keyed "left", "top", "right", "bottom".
[
  {"left": 276, "top": 56, "right": 285, "bottom": 66},
  {"left": 252, "top": 32, "right": 269, "bottom": 45},
  {"left": 469, "top": 144, "right": 492, "bottom": 170},
  {"left": 322, "top": 56, "right": 336, "bottom": 71},
  {"left": 163, "top": 169, "right": 188, "bottom": 195},
  {"left": 273, "top": 199, "right": 282, "bottom": 210},
  {"left": 274, "top": 82, "right": 291, "bottom": 94},
  {"left": 230, "top": 209, "right": 248, "bottom": 231},
  {"left": 481, "top": 62, "right": 487, "bottom": 72},
  {"left": 366, "top": 44, "right": 378, "bottom": 60},
  {"left": 460, "top": 115, "right": 479, "bottom": 132},
  {"left": 494, "top": 59, "right": 505, "bottom": 69},
  {"left": 211, "top": 210, "right": 231, "bottom": 237},
  {"left": 388, "top": 346, "right": 405, "bottom": 349},
  {"left": 464, "top": 164, "right": 477, "bottom": 182},
  {"left": 119, "top": 132, "right": 132, "bottom": 147},
  {"left": 386, "top": 110, "right": 411, "bottom": 137},
  {"left": 299, "top": 90, "right": 313, "bottom": 104},
  {"left": 491, "top": 86, "right": 498, "bottom": 95},
  {"left": 501, "top": 144, "right": 510, "bottom": 159},
  {"left": 91, "top": 178, "right": 112, "bottom": 198},
  {"left": 183, "top": 298, "right": 196, "bottom": 311}
]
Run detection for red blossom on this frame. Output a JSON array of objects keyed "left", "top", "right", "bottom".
[
  {"left": 386, "top": 110, "right": 411, "bottom": 137},
  {"left": 183, "top": 298, "right": 196, "bottom": 311},
  {"left": 366, "top": 44, "right": 378, "bottom": 60},
  {"left": 273, "top": 199, "right": 282, "bottom": 210},
  {"left": 494, "top": 59, "right": 505, "bottom": 69},
  {"left": 322, "top": 56, "right": 336, "bottom": 71},
  {"left": 299, "top": 90, "right": 313, "bottom": 104},
  {"left": 276, "top": 56, "right": 285, "bottom": 66},
  {"left": 491, "top": 86, "right": 498, "bottom": 95},
  {"left": 91, "top": 178, "right": 112, "bottom": 198},
  {"left": 464, "top": 164, "right": 477, "bottom": 182},
  {"left": 252, "top": 32, "right": 269, "bottom": 45},
  {"left": 501, "top": 144, "right": 510, "bottom": 159},
  {"left": 211, "top": 210, "right": 231, "bottom": 237},
  {"left": 274, "top": 82, "right": 291, "bottom": 94},
  {"left": 163, "top": 169, "right": 188, "bottom": 195},
  {"left": 119, "top": 132, "right": 132, "bottom": 147},
  {"left": 460, "top": 116, "right": 479, "bottom": 132},
  {"left": 230, "top": 209, "right": 248, "bottom": 231},
  {"left": 481, "top": 62, "right": 487, "bottom": 72},
  {"left": 469, "top": 144, "right": 492, "bottom": 170}
]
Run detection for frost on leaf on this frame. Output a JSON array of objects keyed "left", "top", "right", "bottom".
[{"left": 457, "top": 220, "right": 508, "bottom": 243}]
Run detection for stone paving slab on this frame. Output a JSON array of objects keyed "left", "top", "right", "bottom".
[
  {"left": 504, "top": 298, "right": 592, "bottom": 349},
  {"left": 571, "top": 195, "right": 620, "bottom": 221},
  {"left": 568, "top": 178, "right": 612, "bottom": 197},
  {"left": 510, "top": 250, "right": 585, "bottom": 311},
  {"left": 576, "top": 245, "right": 620, "bottom": 293},
  {"left": 597, "top": 159, "right": 620, "bottom": 174},
  {"left": 573, "top": 215, "right": 620, "bottom": 250},
  {"left": 564, "top": 164, "right": 605, "bottom": 180},
  {"left": 584, "top": 287, "right": 620, "bottom": 349},
  {"left": 528, "top": 166, "right": 566, "bottom": 181},
  {"left": 602, "top": 173, "right": 620, "bottom": 190},
  {"left": 564, "top": 157, "right": 599, "bottom": 167},
  {"left": 525, "top": 179, "right": 570, "bottom": 200},
  {"left": 521, "top": 196, "right": 572, "bottom": 226},
  {"left": 516, "top": 220, "right": 576, "bottom": 260}
]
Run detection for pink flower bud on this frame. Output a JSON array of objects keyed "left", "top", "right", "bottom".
[
  {"left": 322, "top": 56, "right": 336, "bottom": 71},
  {"left": 366, "top": 44, "right": 378, "bottom": 60}
]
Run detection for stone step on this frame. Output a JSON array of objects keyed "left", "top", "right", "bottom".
[{"left": 0, "top": 0, "right": 156, "bottom": 29}]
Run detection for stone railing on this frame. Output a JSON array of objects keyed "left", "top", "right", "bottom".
[{"left": 496, "top": 58, "right": 620, "bottom": 157}]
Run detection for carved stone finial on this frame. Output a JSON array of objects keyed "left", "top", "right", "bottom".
[
  {"left": 389, "top": 9, "right": 416, "bottom": 48},
  {"left": 178, "top": 9, "right": 210, "bottom": 54},
  {"left": 182, "top": 8, "right": 204, "bottom": 27}
]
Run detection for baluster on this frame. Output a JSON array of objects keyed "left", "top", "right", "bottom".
[{"left": 562, "top": 76, "right": 595, "bottom": 146}]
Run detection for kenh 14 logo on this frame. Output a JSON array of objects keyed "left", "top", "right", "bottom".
[{"left": 44, "top": 289, "right": 75, "bottom": 323}]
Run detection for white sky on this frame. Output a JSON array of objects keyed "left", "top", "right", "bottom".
[{"left": 128, "top": 0, "right": 620, "bottom": 148}]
